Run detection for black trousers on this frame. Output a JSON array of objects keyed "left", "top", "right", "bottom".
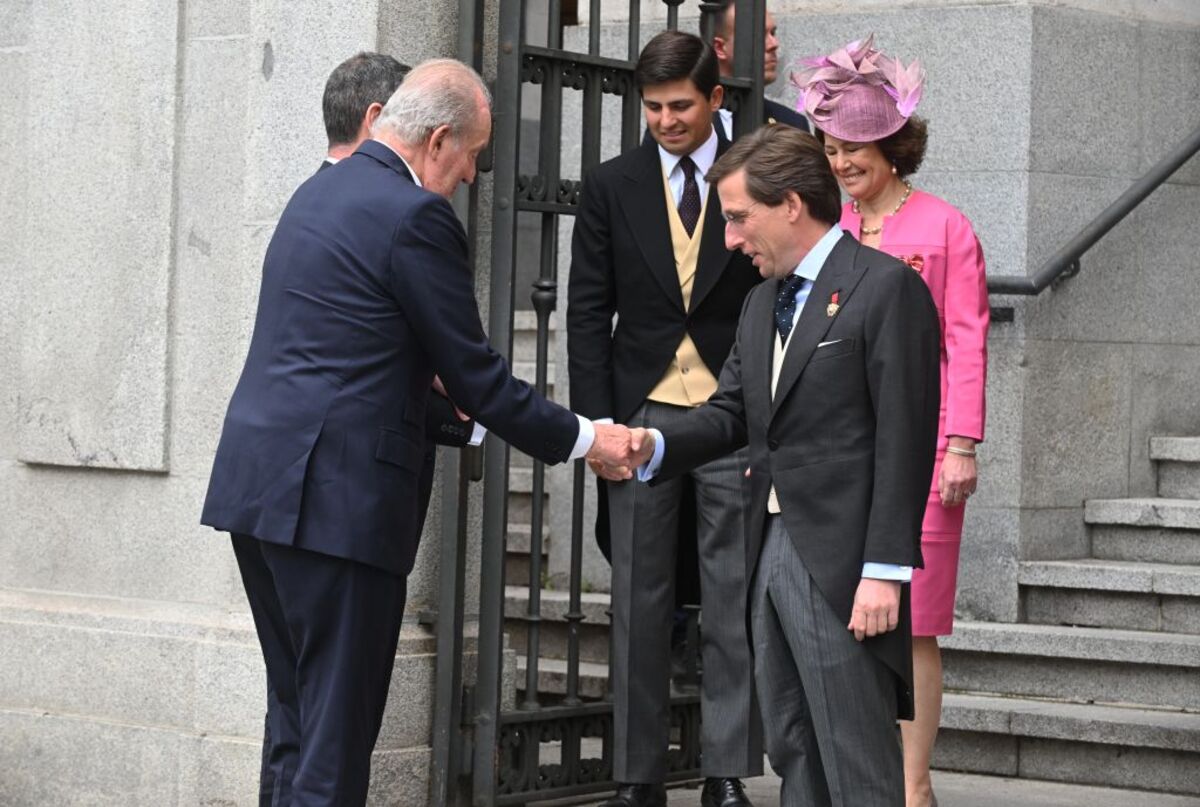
[{"left": 232, "top": 533, "right": 408, "bottom": 807}]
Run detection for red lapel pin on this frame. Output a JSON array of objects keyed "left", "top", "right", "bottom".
[{"left": 826, "top": 290, "right": 840, "bottom": 318}]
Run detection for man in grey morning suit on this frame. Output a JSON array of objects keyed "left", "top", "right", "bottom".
[
  {"left": 568, "top": 31, "right": 762, "bottom": 807},
  {"left": 632, "top": 126, "right": 941, "bottom": 807}
]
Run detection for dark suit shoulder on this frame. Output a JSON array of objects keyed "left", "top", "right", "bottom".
[
  {"left": 764, "top": 98, "right": 809, "bottom": 132},
  {"left": 589, "top": 138, "right": 658, "bottom": 185}
]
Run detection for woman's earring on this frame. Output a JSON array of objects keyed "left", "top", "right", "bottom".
[{"left": 891, "top": 164, "right": 898, "bottom": 175}]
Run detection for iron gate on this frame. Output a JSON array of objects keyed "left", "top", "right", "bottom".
[{"left": 432, "top": 2, "right": 768, "bottom": 804}]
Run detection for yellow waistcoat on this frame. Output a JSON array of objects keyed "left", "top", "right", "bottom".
[{"left": 646, "top": 168, "right": 720, "bottom": 407}]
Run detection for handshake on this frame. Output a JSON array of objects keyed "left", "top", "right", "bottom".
[{"left": 585, "top": 423, "right": 657, "bottom": 481}]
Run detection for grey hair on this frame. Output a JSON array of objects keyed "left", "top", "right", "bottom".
[{"left": 371, "top": 58, "right": 492, "bottom": 145}]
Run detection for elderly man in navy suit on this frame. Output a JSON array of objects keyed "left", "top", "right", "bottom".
[{"left": 202, "top": 58, "right": 636, "bottom": 806}]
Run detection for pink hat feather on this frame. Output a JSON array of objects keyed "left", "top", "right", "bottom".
[{"left": 791, "top": 34, "right": 925, "bottom": 142}]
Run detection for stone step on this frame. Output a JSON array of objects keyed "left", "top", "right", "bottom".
[
  {"left": 504, "top": 524, "right": 549, "bottom": 587},
  {"left": 512, "top": 310, "right": 558, "bottom": 358},
  {"left": 1151, "top": 437, "right": 1200, "bottom": 499},
  {"left": 1086, "top": 498, "right": 1200, "bottom": 565},
  {"left": 507, "top": 467, "right": 550, "bottom": 524},
  {"left": 506, "top": 522, "right": 551, "bottom": 556},
  {"left": 0, "top": 588, "right": 436, "bottom": 748},
  {"left": 0, "top": 708, "right": 430, "bottom": 807},
  {"left": 1020, "top": 559, "right": 1200, "bottom": 633},
  {"left": 504, "top": 585, "right": 611, "bottom": 663},
  {"left": 941, "top": 621, "right": 1200, "bottom": 711},
  {"left": 514, "top": 656, "right": 609, "bottom": 700},
  {"left": 936, "top": 693, "right": 1200, "bottom": 796}
]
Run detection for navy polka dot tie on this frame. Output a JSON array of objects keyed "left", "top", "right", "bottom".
[
  {"left": 774, "top": 274, "right": 806, "bottom": 343},
  {"left": 677, "top": 156, "right": 701, "bottom": 237}
]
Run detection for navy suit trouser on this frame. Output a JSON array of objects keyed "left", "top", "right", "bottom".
[{"left": 232, "top": 533, "right": 408, "bottom": 807}]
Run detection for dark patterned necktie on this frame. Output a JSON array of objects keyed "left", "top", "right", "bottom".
[
  {"left": 677, "top": 155, "right": 701, "bottom": 237},
  {"left": 774, "top": 274, "right": 806, "bottom": 342}
]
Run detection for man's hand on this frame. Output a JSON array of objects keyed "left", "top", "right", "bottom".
[
  {"left": 431, "top": 375, "right": 470, "bottom": 422},
  {"left": 847, "top": 578, "right": 902, "bottom": 642},
  {"left": 629, "top": 428, "right": 656, "bottom": 469},
  {"left": 586, "top": 423, "right": 634, "bottom": 481}
]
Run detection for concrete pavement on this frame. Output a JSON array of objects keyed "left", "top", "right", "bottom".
[{"left": 663, "top": 770, "right": 1200, "bottom": 806}]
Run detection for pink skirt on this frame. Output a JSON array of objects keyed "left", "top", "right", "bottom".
[{"left": 911, "top": 452, "right": 966, "bottom": 637}]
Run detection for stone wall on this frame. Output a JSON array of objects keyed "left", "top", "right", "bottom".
[{"left": 0, "top": 0, "right": 471, "bottom": 803}]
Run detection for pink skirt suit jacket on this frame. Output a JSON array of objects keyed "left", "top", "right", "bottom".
[{"left": 841, "top": 189, "right": 989, "bottom": 635}]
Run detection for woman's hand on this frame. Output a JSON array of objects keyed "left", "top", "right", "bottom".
[{"left": 938, "top": 437, "right": 977, "bottom": 507}]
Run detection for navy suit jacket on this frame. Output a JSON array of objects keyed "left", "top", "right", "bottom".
[
  {"left": 203, "top": 140, "right": 579, "bottom": 576},
  {"left": 714, "top": 97, "right": 809, "bottom": 146}
]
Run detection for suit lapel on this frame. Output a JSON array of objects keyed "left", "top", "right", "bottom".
[
  {"left": 689, "top": 139, "right": 735, "bottom": 311},
  {"left": 619, "top": 140, "right": 685, "bottom": 312},
  {"left": 770, "top": 234, "right": 867, "bottom": 420},
  {"left": 745, "top": 283, "right": 777, "bottom": 419}
]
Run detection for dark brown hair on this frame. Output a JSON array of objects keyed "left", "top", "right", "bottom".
[
  {"left": 707, "top": 125, "right": 842, "bottom": 225},
  {"left": 815, "top": 116, "right": 929, "bottom": 179},
  {"left": 323, "top": 52, "right": 410, "bottom": 146},
  {"left": 635, "top": 30, "right": 720, "bottom": 98}
]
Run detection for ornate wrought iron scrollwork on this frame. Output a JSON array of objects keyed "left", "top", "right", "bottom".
[
  {"left": 562, "top": 61, "right": 589, "bottom": 92},
  {"left": 497, "top": 724, "right": 533, "bottom": 795},
  {"left": 495, "top": 701, "right": 698, "bottom": 802},
  {"left": 557, "top": 179, "right": 582, "bottom": 206},
  {"left": 522, "top": 53, "right": 550, "bottom": 85},
  {"left": 517, "top": 174, "right": 550, "bottom": 203},
  {"left": 601, "top": 68, "right": 632, "bottom": 97}
]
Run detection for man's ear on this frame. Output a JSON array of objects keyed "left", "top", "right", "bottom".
[
  {"left": 363, "top": 102, "right": 384, "bottom": 131},
  {"left": 428, "top": 124, "right": 453, "bottom": 156},
  {"left": 713, "top": 34, "right": 731, "bottom": 66},
  {"left": 785, "top": 190, "right": 804, "bottom": 223},
  {"left": 709, "top": 84, "right": 725, "bottom": 112}
]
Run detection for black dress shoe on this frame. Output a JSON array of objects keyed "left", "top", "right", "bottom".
[
  {"left": 598, "top": 783, "right": 667, "bottom": 807},
  {"left": 701, "top": 777, "right": 753, "bottom": 807}
]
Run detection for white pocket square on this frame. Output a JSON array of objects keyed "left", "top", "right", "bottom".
[{"left": 817, "top": 339, "right": 845, "bottom": 348}]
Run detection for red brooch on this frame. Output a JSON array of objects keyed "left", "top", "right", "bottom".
[
  {"left": 899, "top": 254, "right": 925, "bottom": 273},
  {"left": 826, "top": 290, "right": 840, "bottom": 318}
]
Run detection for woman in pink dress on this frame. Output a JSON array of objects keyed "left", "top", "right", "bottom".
[{"left": 794, "top": 36, "right": 989, "bottom": 807}]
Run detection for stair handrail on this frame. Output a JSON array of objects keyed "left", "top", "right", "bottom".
[{"left": 988, "top": 123, "right": 1200, "bottom": 296}]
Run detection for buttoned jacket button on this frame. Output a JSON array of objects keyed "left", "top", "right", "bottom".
[{"left": 767, "top": 438, "right": 780, "bottom": 451}]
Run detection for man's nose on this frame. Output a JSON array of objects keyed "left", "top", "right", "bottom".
[{"left": 725, "top": 224, "right": 741, "bottom": 251}]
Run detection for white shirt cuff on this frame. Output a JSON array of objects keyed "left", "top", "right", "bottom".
[
  {"left": 861, "top": 563, "right": 913, "bottom": 582},
  {"left": 635, "top": 428, "right": 666, "bottom": 482},
  {"left": 568, "top": 415, "right": 595, "bottom": 460},
  {"left": 468, "top": 422, "right": 487, "bottom": 446}
]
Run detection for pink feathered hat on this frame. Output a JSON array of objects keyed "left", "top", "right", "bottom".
[{"left": 791, "top": 34, "right": 925, "bottom": 143}]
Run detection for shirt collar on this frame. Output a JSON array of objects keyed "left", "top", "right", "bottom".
[
  {"left": 324, "top": 156, "right": 339, "bottom": 165},
  {"left": 792, "top": 224, "right": 844, "bottom": 282},
  {"left": 373, "top": 139, "right": 423, "bottom": 188},
  {"left": 656, "top": 126, "right": 719, "bottom": 179}
]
